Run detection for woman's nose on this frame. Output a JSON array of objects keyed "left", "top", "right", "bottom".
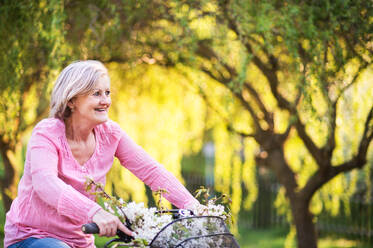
[{"left": 100, "top": 95, "right": 111, "bottom": 105}]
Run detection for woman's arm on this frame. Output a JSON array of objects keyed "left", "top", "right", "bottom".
[
  {"left": 115, "top": 130, "right": 199, "bottom": 209},
  {"left": 29, "top": 131, "right": 101, "bottom": 224}
]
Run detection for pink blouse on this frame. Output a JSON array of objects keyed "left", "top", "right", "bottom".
[{"left": 4, "top": 118, "right": 198, "bottom": 248}]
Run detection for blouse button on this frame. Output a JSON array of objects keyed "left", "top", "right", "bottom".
[{"left": 82, "top": 166, "right": 87, "bottom": 172}]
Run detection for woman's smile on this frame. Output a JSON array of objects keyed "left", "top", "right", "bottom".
[
  {"left": 95, "top": 108, "right": 107, "bottom": 112},
  {"left": 94, "top": 107, "right": 109, "bottom": 114}
]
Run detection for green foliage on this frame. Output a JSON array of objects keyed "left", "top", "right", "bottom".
[
  {"left": 194, "top": 186, "right": 233, "bottom": 226},
  {"left": 138, "top": 1, "right": 373, "bottom": 245},
  {"left": 85, "top": 177, "right": 128, "bottom": 223},
  {"left": 154, "top": 188, "right": 169, "bottom": 210},
  {"left": 237, "top": 226, "right": 372, "bottom": 248},
  {"left": 1, "top": 1, "right": 372, "bottom": 246},
  {"left": 104, "top": 64, "right": 207, "bottom": 206},
  {"left": 0, "top": 0, "right": 67, "bottom": 148}
]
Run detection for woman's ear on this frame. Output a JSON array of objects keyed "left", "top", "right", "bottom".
[{"left": 67, "top": 98, "right": 75, "bottom": 109}]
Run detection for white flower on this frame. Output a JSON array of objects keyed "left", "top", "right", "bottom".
[{"left": 105, "top": 199, "right": 230, "bottom": 246}]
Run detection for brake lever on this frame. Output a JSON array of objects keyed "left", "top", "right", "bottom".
[{"left": 117, "top": 218, "right": 134, "bottom": 243}]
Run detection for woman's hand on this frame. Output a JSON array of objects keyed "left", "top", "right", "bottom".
[
  {"left": 186, "top": 202, "right": 208, "bottom": 216},
  {"left": 92, "top": 209, "right": 133, "bottom": 237}
]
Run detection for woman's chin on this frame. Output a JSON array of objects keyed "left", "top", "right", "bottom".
[
  {"left": 92, "top": 115, "right": 109, "bottom": 125},
  {"left": 97, "top": 117, "right": 108, "bottom": 124}
]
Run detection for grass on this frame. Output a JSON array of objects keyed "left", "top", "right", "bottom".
[
  {"left": 237, "top": 227, "right": 288, "bottom": 248},
  {"left": 94, "top": 235, "right": 113, "bottom": 247},
  {"left": 0, "top": 203, "right": 370, "bottom": 248},
  {"left": 93, "top": 227, "right": 372, "bottom": 248},
  {"left": 237, "top": 227, "right": 372, "bottom": 248},
  {"left": 0, "top": 226, "right": 371, "bottom": 248}
]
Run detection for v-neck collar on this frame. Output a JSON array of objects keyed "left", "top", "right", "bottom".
[{"left": 60, "top": 119, "right": 99, "bottom": 167}]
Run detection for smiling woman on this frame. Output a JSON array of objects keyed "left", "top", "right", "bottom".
[
  {"left": 3, "top": 60, "right": 202, "bottom": 248},
  {"left": 53, "top": 62, "right": 112, "bottom": 167}
]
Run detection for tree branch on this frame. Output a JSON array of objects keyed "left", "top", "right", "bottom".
[
  {"left": 356, "top": 105, "right": 373, "bottom": 163},
  {"left": 343, "top": 34, "right": 372, "bottom": 65},
  {"left": 197, "top": 40, "right": 273, "bottom": 128},
  {"left": 325, "top": 62, "right": 369, "bottom": 159},
  {"left": 323, "top": 101, "right": 337, "bottom": 159},
  {"left": 331, "top": 105, "right": 373, "bottom": 173},
  {"left": 219, "top": 0, "right": 327, "bottom": 169},
  {"left": 335, "top": 62, "right": 369, "bottom": 103},
  {"left": 279, "top": 123, "right": 293, "bottom": 143},
  {"left": 200, "top": 67, "right": 262, "bottom": 132},
  {"left": 300, "top": 105, "right": 373, "bottom": 201},
  {"left": 195, "top": 40, "right": 268, "bottom": 132},
  {"left": 294, "top": 118, "right": 325, "bottom": 167},
  {"left": 227, "top": 125, "right": 255, "bottom": 138},
  {"left": 243, "top": 83, "right": 274, "bottom": 130},
  {"left": 195, "top": 80, "right": 255, "bottom": 138}
]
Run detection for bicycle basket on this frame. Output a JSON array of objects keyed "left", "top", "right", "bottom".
[{"left": 149, "top": 216, "right": 240, "bottom": 248}]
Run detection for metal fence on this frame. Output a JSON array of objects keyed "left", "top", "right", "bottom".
[
  {"left": 317, "top": 193, "right": 373, "bottom": 243},
  {"left": 182, "top": 172, "right": 373, "bottom": 243}
]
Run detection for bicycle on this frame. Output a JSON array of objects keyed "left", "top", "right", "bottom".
[{"left": 82, "top": 209, "right": 240, "bottom": 247}]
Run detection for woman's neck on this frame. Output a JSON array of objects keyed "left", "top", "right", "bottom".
[{"left": 64, "top": 117, "right": 94, "bottom": 142}]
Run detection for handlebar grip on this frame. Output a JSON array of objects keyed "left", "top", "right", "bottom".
[
  {"left": 82, "top": 223, "right": 99, "bottom": 234},
  {"left": 82, "top": 223, "right": 134, "bottom": 243}
]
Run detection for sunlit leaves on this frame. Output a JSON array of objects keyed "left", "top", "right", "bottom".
[
  {"left": 213, "top": 123, "right": 234, "bottom": 194},
  {"left": 0, "top": 0, "right": 67, "bottom": 209},
  {"left": 105, "top": 64, "right": 207, "bottom": 205},
  {"left": 0, "top": 0, "right": 66, "bottom": 148},
  {"left": 284, "top": 133, "right": 318, "bottom": 188},
  {"left": 1, "top": 1, "right": 372, "bottom": 239},
  {"left": 242, "top": 138, "right": 258, "bottom": 210}
]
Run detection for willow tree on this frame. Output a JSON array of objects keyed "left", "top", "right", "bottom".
[
  {"left": 121, "top": 0, "right": 373, "bottom": 247},
  {"left": 3, "top": 1, "right": 372, "bottom": 247},
  {"left": 99, "top": 63, "right": 207, "bottom": 207},
  {"left": 63, "top": 1, "right": 373, "bottom": 246},
  {"left": 152, "top": 1, "right": 372, "bottom": 247},
  {"left": 0, "top": 0, "right": 166, "bottom": 212},
  {"left": 62, "top": 0, "right": 205, "bottom": 206},
  {"left": 0, "top": 0, "right": 66, "bottom": 211}
]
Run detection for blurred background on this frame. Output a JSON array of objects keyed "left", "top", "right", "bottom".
[{"left": 1, "top": 1, "right": 373, "bottom": 247}]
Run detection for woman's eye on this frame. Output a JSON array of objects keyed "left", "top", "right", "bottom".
[
  {"left": 105, "top": 91, "right": 111, "bottom": 96},
  {"left": 93, "top": 91, "right": 100, "bottom": 96}
]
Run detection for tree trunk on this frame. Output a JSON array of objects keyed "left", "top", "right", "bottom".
[
  {"left": 0, "top": 146, "right": 18, "bottom": 212},
  {"left": 290, "top": 197, "right": 318, "bottom": 248}
]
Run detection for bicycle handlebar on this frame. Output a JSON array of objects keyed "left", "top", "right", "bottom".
[
  {"left": 81, "top": 223, "right": 100, "bottom": 234},
  {"left": 81, "top": 210, "right": 240, "bottom": 248},
  {"left": 81, "top": 209, "right": 193, "bottom": 234},
  {"left": 81, "top": 209, "right": 194, "bottom": 245},
  {"left": 82, "top": 222, "right": 134, "bottom": 243}
]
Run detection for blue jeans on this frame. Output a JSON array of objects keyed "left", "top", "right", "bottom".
[{"left": 8, "top": 237, "right": 70, "bottom": 248}]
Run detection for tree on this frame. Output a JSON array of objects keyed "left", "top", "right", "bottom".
[
  {"left": 0, "top": 0, "right": 173, "bottom": 212},
  {"left": 142, "top": 1, "right": 372, "bottom": 247},
  {"left": 0, "top": 0, "right": 194, "bottom": 212},
  {"left": 0, "top": 0, "right": 66, "bottom": 211},
  {"left": 2, "top": 2, "right": 372, "bottom": 247},
  {"left": 63, "top": 1, "right": 373, "bottom": 246}
]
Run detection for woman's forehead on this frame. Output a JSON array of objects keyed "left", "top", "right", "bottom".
[{"left": 93, "top": 76, "right": 110, "bottom": 89}]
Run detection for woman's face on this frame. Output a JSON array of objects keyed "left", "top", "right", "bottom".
[{"left": 69, "top": 75, "right": 111, "bottom": 127}]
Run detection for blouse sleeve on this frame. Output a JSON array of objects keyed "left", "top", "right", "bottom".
[
  {"left": 114, "top": 130, "right": 199, "bottom": 209},
  {"left": 29, "top": 130, "right": 101, "bottom": 224}
]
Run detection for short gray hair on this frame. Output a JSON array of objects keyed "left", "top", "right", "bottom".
[{"left": 49, "top": 60, "right": 109, "bottom": 119}]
